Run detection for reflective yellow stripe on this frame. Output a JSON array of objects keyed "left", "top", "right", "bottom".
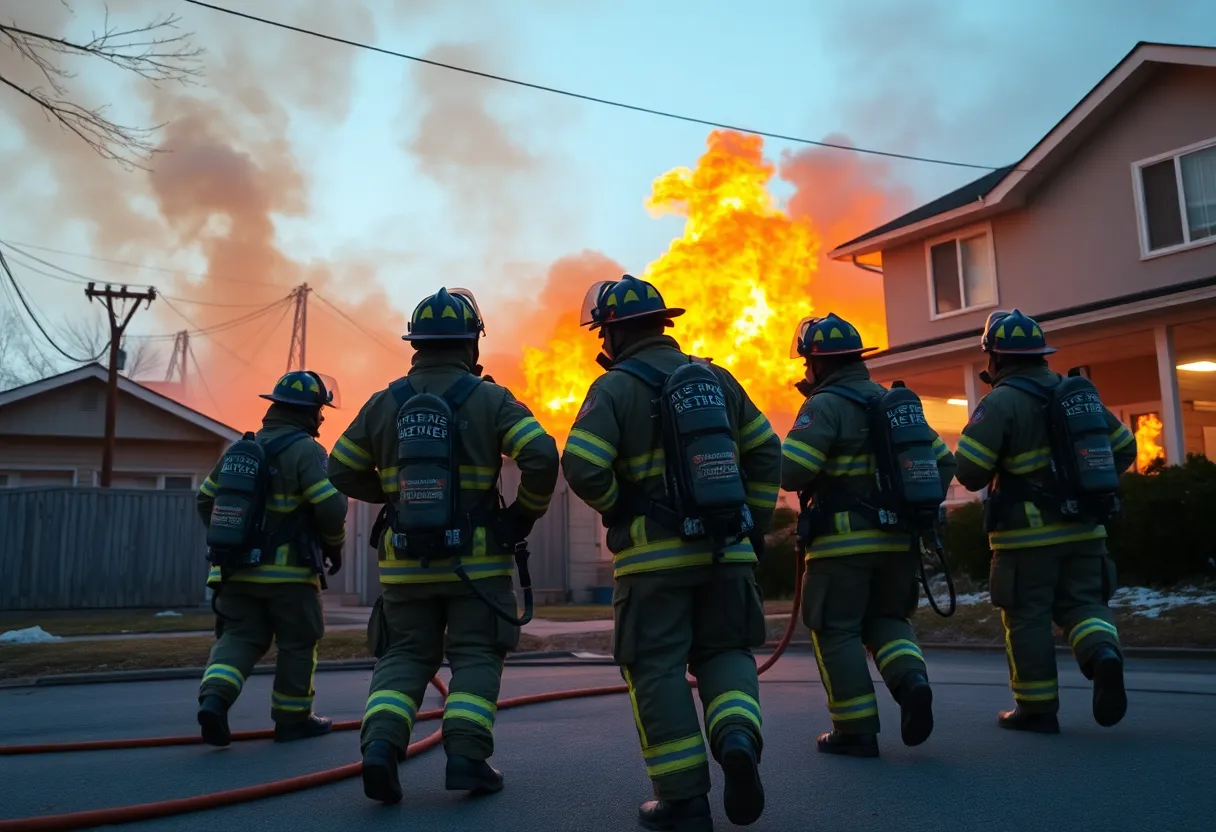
[
  {"left": 503, "top": 417, "right": 546, "bottom": 459},
  {"left": 443, "top": 692, "right": 498, "bottom": 732},
  {"left": 207, "top": 565, "right": 319, "bottom": 585},
  {"left": 363, "top": 690, "right": 418, "bottom": 729},
  {"left": 827, "top": 692, "right": 878, "bottom": 722},
  {"left": 202, "top": 663, "right": 244, "bottom": 691},
  {"left": 333, "top": 436, "right": 373, "bottom": 471},
  {"left": 990, "top": 523, "right": 1107, "bottom": 550},
  {"left": 744, "top": 481, "right": 779, "bottom": 510},
  {"left": 586, "top": 479, "right": 619, "bottom": 512},
  {"left": 1011, "top": 679, "right": 1058, "bottom": 702},
  {"left": 874, "top": 638, "right": 924, "bottom": 671},
  {"left": 704, "top": 691, "right": 762, "bottom": 737},
  {"left": 1110, "top": 424, "right": 1134, "bottom": 452},
  {"left": 612, "top": 538, "right": 755, "bottom": 578},
  {"left": 641, "top": 733, "right": 708, "bottom": 779},
  {"left": 271, "top": 690, "right": 314, "bottom": 713},
  {"left": 823, "top": 453, "right": 873, "bottom": 476},
  {"left": 459, "top": 465, "right": 497, "bottom": 491},
  {"left": 1004, "top": 446, "right": 1051, "bottom": 475},
  {"left": 622, "top": 450, "right": 665, "bottom": 482},
  {"left": 782, "top": 438, "right": 826, "bottom": 472},
  {"left": 1068, "top": 617, "right": 1119, "bottom": 649},
  {"left": 303, "top": 479, "right": 339, "bottom": 504},
  {"left": 322, "top": 530, "right": 346, "bottom": 546},
  {"left": 740, "top": 414, "right": 776, "bottom": 453},
  {"left": 957, "top": 435, "right": 998, "bottom": 470},
  {"left": 565, "top": 428, "right": 617, "bottom": 468},
  {"left": 516, "top": 483, "right": 552, "bottom": 513},
  {"left": 806, "top": 530, "right": 911, "bottom": 558},
  {"left": 199, "top": 477, "right": 218, "bottom": 498},
  {"left": 378, "top": 554, "right": 514, "bottom": 584}
]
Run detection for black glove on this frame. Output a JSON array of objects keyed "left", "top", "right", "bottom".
[
  {"left": 323, "top": 544, "right": 343, "bottom": 576},
  {"left": 503, "top": 502, "right": 537, "bottom": 543}
]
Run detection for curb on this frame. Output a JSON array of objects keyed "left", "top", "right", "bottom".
[{"left": 4, "top": 641, "right": 1214, "bottom": 690}]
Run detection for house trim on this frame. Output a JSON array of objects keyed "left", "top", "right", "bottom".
[
  {"left": 1131, "top": 134, "right": 1216, "bottom": 260},
  {"left": 0, "top": 363, "right": 240, "bottom": 442},
  {"left": 828, "top": 42, "right": 1216, "bottom": 261},
  {"left": 923, "top": 221, "right": 1000, "bottom": 321},
  {"left": 866, "top": 272, "right": 1216, "bottom": 369},
  {"left": 89, "top": 469, "right": 200, "bottom": 489}
]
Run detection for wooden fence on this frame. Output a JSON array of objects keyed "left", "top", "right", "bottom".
[{"left": 0, "top": 487, "right": 208, "bottom": 610}]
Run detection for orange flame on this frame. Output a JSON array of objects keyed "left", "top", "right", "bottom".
[
  {"left": 1134, "top": 413, "right": 1165, "bottom": 472},
  {"left": 516, "top": 130, "right": 888, "bottom": 442}
]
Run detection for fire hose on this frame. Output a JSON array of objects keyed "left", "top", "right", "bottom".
[{"left": 0, "top": 557, "right": 808, "bottom": 832}]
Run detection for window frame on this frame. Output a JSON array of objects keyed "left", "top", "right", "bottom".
[
  {"left": 1131, "top": 135, "right": 1216, "bottom": 261},
  {"left": 923, "top": 221, "right": 1000, "bottom": 321},
  {"left": 89, "top": 470, "right": 198, "bottom": 490}
]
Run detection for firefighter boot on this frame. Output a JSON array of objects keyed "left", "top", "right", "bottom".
[
  {"left": 717, "top": 730, "right": 764, "bottom": 826},
  {"left": 274, "top": 713, "right": 333, "bottom": 743},
  {"left": 997, "top": 708, "right": 1060, "bottom": 734},
  {"left": 637, "top": 794, "right": 713, "bottom": 832},
  {"left": 197, "top": 695, "right": 231, "bottom": 747},
  {"left": 445, "top": 755, "right": 504, "bottom": 795},
  {"left": 896, "top": 671, "right": 934, "bottom": 747},
  {"left": 1090, "top": 645, "right": 1128, "bottom": 728},
  {"left": 361, "top": 739, "right": 403, "bottom": 804},
  {"left": 817, "top": 729, "right": 879, "bottom": 758}
]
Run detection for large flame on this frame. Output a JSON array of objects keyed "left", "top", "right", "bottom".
[
  {"left": 1134, "top": 412, "right": 1165, "bottom": 472},
  {"left": 516, "top": 130, "right": 888, "bottom": 442}
]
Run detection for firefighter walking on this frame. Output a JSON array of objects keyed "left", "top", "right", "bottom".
[
  {"left": 955, "top": 309, "right": 1136, "bottom": 733},
  {"left": 562, "top": 275, "right": 780, "bottom": 831},
  {"left": 326, "top": 287, "right": 560, "bottom": 805},
  {"left": 196, "top": 370, "right": 347, "bottom": 746},
  {"left": 780, "top": 313, "right": 956, "bottom": 758}
]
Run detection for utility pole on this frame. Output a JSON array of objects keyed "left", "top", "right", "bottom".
[
  {"left": 286, "top": 283, "right": 310, "bottom": 372},
  {"left": 165, "top": 330, "right": 190, "bottom": 384},
  {"left": 85, "top": 283, "right": 157, "bottom": 487}
]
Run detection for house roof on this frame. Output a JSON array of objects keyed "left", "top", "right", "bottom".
[
  {"left": 0, "top": 363, "right": 241, "bottom": 442},
  {"left": 828, "top": 41, "right": 1216, "bottom": 261}
]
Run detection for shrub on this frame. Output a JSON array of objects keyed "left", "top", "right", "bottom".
[
  {"left": 939, "top": 500, "right": 990, "bottom": 583},
  {"left": 755, "top": 507, "right": 799, "bottom": 599}
]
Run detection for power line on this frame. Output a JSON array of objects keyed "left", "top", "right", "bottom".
[
  {"left": 187, "top": 339, "right": 223, "bottom": 419},
  {"left": 0, "top": 249, "right": 102, "bottom": 363},
  {"left": 182, "top": 0, "right": 1013, "bottom": 173},
  {"left": 312, "top": 292, "right": 401, "bottom": 357}
]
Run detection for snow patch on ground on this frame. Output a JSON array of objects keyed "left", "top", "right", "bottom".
[
  {"left": 0, "top": 626, "right": 63, "bottom": 644},
  {"left": 1108, "top": 586, "right": 1216, "bottom": 619},
  {"left": 154, "top": 611, "right": 182, "bottom": 618}
]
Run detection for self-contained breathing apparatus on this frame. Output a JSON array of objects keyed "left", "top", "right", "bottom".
[
  {"left": 795, "top": 382, "right": 956, "bottom": 616},
  {"left": 984, "top": 368, "right": 1122, "bottom": 531},
  {"left": 606, "top": 357, "right": 756, "bottom": 559},
  {"left": 372, "top": 374, "right": 534, "bottom": 627}
]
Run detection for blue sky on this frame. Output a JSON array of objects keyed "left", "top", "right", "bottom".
[{"left": 2, "top": 0, "right": 1216, "bottom": 368}]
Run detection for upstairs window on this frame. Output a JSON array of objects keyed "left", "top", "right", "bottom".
[
  {"left": 925, "top": 224, "right": 998, "bottom": 319},
  {"left": 1135, "top": 138, "right": 1216, "bottom": 257}
]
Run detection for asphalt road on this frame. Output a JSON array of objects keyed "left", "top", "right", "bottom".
[{"left": 1, "top": 650, "right": 1214, "bottom": 831}]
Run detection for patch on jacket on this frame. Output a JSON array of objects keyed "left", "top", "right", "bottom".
[
  {"left": 968, "top": 404, "right": 986, "bottom": 425},
  {"left": 576, "top": 392, "right": 597, "bottom": 422},
  {"left": 793, "top": 410, "right": 815, "bottom": 429},
  {"left": 317, "top": 449, "right": 330, "bottom": 472}
]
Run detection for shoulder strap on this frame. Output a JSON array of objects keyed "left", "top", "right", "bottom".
[
  {"left": 260, "top": 430, "right": 311, "bottom": 458},
  {"left": 817, "top": 384, "right": 876, "bottom": 408},
  {"left": 610, "top": 357, "right": 670, "bottom": 391},
  {"left": 388, "top": 377, "right": 415, "bottom": 408},
  {"left": 442, "top": 374, "right": 483, "bottom": 410},
  {"left": 997, "top": 376, "right": 1051, "bottom": 401}
]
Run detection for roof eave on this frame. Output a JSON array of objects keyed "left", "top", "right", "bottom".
[{"left": 827, "top": 199, "right": 1000, "bottom": 260}]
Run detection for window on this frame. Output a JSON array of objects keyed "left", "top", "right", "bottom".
[
  {"left": 1135, "top": 139, "right": 1216, "bottom": 256},
  {"left": 0, "top": 473, "right": 9, "bottom": 488},
  {"left": 162, "top": 475, "right": 195, "bottom": 490},
  {"left": 925, "top": 226, "right": 997, "bottom": 318}
]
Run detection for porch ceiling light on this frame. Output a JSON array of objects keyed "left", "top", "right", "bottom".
[
  {"left": 1177, "top": 361, "right": 1216, "bottom": 372},
  {"left": 947, "top": 398, "right": 968, "bottom": 406}
]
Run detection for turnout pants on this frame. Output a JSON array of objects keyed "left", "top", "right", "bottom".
[
  {"left": 802, "top": 551, "right": 927, "bottom": 735},
  {"left": 360, "top": 576, "right": 520, "bottom": 760},
  {"left": 988, "top": 539, "right": 1121, "bottom": 714},
  {"left": 613, "top": 564, "right": 767, "bottom": 802},
  {"left": 198, "top": 581, "right": 325, "bottom": 723}
]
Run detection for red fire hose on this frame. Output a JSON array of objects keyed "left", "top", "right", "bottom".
[{"left": 0, "top": 558, "right": 805, "bottom": 832}]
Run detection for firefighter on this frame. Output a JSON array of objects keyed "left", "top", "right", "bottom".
[
  {"left": 196, "top": 370, "right": 348, "bottom": 746},
  {"left": 780, "top": 313, "right": 956, "bottom": 758},
  {"left": 562, "top": 275, "right": 780, "bottom": 831},
  {"left": 326, "top": 287, "right": 560, "bottom": 805},
  {"left": 955, "top": 309, "right": 1136, "bottom": 733}
]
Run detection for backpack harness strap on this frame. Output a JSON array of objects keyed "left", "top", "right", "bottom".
[{"left": 799, "top": 384, "right": 888, "bottom": 534}]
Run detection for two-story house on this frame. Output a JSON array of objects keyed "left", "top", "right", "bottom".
[{"left": 827, "top": 41, "right": 1216, "bottom": 500}]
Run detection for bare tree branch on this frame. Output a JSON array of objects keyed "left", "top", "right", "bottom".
[
  {"left": 0, "top": 308, "right": 59, "bottom": 389},
  {"left": 0, "top": 3, "right": 204, "bottom": 169},
  {"left": 58, "top": 313, "right": 162, "bottom": 379}
]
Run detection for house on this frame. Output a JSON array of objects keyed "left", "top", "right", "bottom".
[
  {"left": 827, "top": 42, "right": 1216, "bottom": 497},
  {"left": 0, "top": 363, "right": 240, "bottom": 488}
]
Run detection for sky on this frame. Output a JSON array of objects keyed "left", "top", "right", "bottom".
[{"left": 2, "top": 0, "right": 1216, "bottom": 442}]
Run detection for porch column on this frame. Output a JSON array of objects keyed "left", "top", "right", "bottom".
[
  {"left": 962, "top": 361, "right": 986, "bottom": 501},
  {"left": 1154, "top": 324, "right": 1185, "bottom": 466}
]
